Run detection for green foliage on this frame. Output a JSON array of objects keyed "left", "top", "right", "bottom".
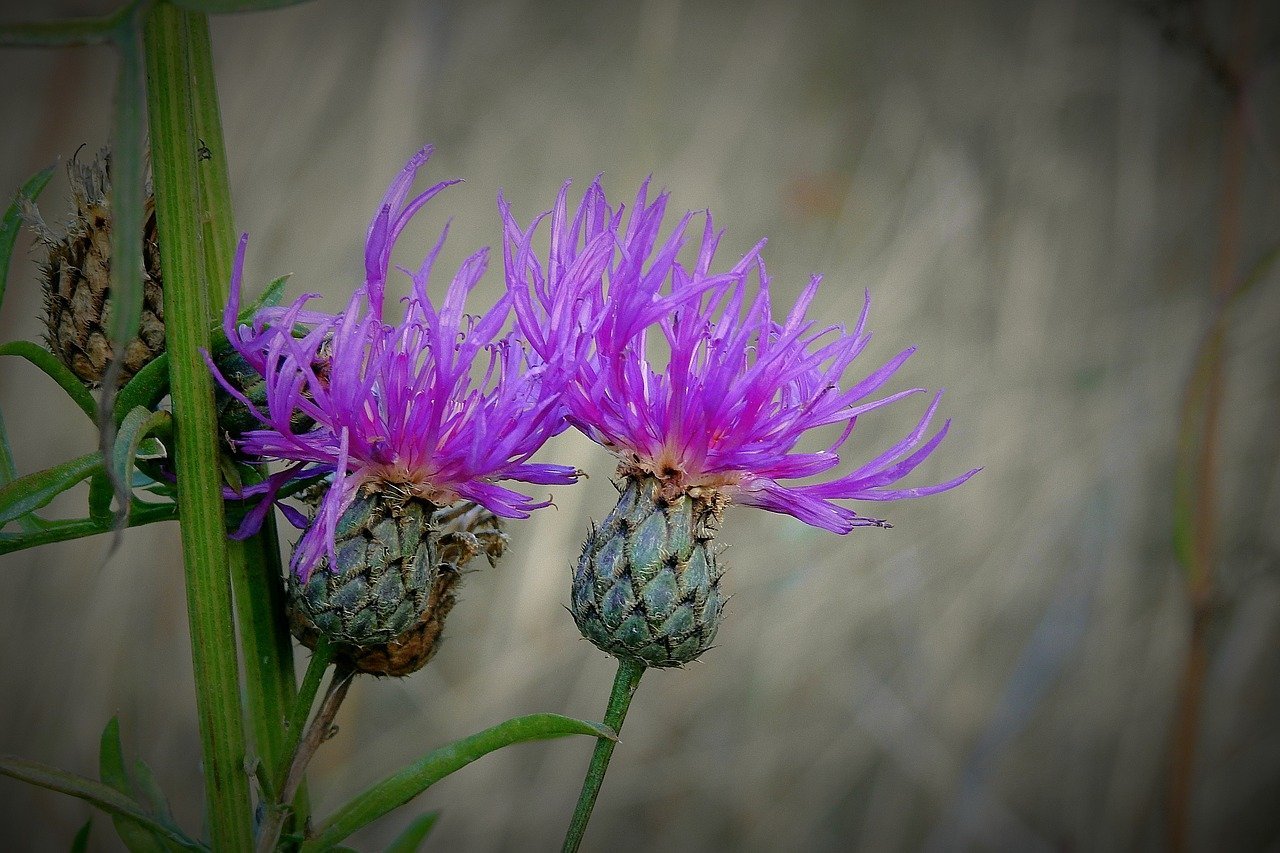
[
  {"left": 99, "top": 719, "right": 168, "bottom": 853},
  {"left": 171, "top": 0, "right": 314, "bottom": 13},
  {"left": 0, "top": 452, "right": 100, "bottom": 527},
  {"left": 0, "top": 753, "right": 204, "bottom": 850},
  {"left": 0, "top": 165, "right": 55, "bottom": 311},
  {"left": 303, "top": 715, "right": 615, "bottom": 851},
  {"left": 69, "top": 820, "right": 92, "bottom": 853},
  {"left": 385, "top": 812, "right": 441, "bottom": 853},
  {"left": 0, "top": 341, "right": 99, "bottom": 423}
]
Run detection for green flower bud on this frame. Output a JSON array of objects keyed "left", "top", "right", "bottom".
[
  {"left": 572, "top": 474, "right": 726, "bottom": 667},
  {"left": 212, "top": 343, "right": 321, "bottom": 451},
  {"left": 287, "top": 484, "right": 506, "bottom": 676}
]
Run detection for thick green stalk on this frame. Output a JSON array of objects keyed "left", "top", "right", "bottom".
[
  {"left": 181, "top": 9, "right": 305, "bottom": 820},
  {"left": 562, "top": 658, "right": 646, "bottom": 853},
  {"left": 186, "top": 13, "right": 235, "bottom": 304},
  {"left": 143, "top": 5, "right": 252, "bottom": 848}
]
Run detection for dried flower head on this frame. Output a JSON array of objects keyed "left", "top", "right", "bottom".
[{"left": 23, "top": 146, "right": 164, "bottom": 387}]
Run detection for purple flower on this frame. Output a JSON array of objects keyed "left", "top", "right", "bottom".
[
  {"left": 502, "top": 178, "right": 977, "bottom": 534},
  {"left": 214, "top": 147, "right": 577, "bottom": 579}
]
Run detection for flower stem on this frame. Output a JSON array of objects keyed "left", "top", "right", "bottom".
[
  {"left": 562, "top": 657, "right": 646, "bottom": 853},
  {"left": 256, "top": 662, "right": 356, "bottom": 853},
  {"left": 143, "top": 5, "right": 253, "bottom": 848}
]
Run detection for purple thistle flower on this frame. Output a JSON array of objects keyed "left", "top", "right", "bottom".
[
  {"left": 503, "top": 178, "right": 977, "bottom": 535},
  {"left": 503, "top": 177, "right": 977, "bottom": 668},
  {"left": 213, "top": 147, "right": 577, "bottom": 581}
]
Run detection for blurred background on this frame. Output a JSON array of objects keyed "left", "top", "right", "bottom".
[{"left": 2, "top": 0, "right": 1278, "bottom": 850}]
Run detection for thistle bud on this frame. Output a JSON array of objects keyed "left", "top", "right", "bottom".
[
  {"left": 571, "top": 474, "right": 726, "bottom": 667},
  {"left": 23, "top": 147, "right": 163, "bottom": 387},
  {"left": 212, "top": 343, "right": 320, "bottom": 447},
  {"left": 287, "top": 483, "right": 507, "bottom": 677}
]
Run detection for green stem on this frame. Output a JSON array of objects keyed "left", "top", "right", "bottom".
[
  {"left": 562, "top": 657, "right": 647, "bottom": 853},
  {"left": 181, "top": 7, "right": 308, "bottom": 828},
  {"left": 0, "top": 5, "right": 131, "bottom": 47},
  {"left": 257, "top": 663, "right": 355, "bottom": 853},
  {"left": 279, "top": 639, "right": 334, "bottom": 795},
  {"left": 144, "top": 5, "right": 252, "bottom": 848},
  {"left": 0, "top": 503, "right": 178, "bottom": 556}
]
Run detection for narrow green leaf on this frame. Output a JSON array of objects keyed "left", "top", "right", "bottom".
[
  {"left": 132, "top": 760, "right": 175, "bottom": 827},
  {"left": 385, "top": 812, "right": 440, "bottom": 853},
  {"left": 114, "top": 352, "right": 171, "bottom": 426},
  {"left": 0, "top": 755, "right": 204, "bottom": 850},
  {"left": 237, "top": 274, "right": 291, "bottom": 322},
  {"left": 88, "top": 471, "right": 115, "bottom": 524},
  {"left": 0, "top": 452, "right": 101, "bottom": 527},
  {"left": 69, "top": 819, "right": 92, "bottom": 853},
  {"left": 0, "top": 11, "right": 123, "bottom": 47},
  {"left": 0, "top": 501, "right": 178, "bottom": 557},
  {"left": 0, "top": 341, "right": 98, "bottom": 423},
  {"left": 0, "top": 410, "right": 43, "bottom": 534},
  {"left": 304, "top": 715, "right": 615, "bottom": 851},
  {"left": 100, "top": 718, "right": 167, "bottom": 853},
  {"left": 111, "top": 407, "right": 173, "bottom": 521},
  {"left": 97, "top": 1, "right": 150, "bottom": 527},
  {"left": 170, "top": 0, "right": 314, "bottom": 13},
  {"left": 1, "top": 165, "right": 56, "bottom": 312}
]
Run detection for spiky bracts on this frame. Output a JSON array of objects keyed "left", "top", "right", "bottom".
[
  {"left": 24, "top": 147, "right": 163, "bottom": 387},
  {"left": 287, "top": 485, "right": 508, "bottom": 676},
  {"left": 572, "top": 475, "right": 725, "bottom": 667}
]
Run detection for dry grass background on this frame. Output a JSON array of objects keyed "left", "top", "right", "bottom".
[{"left": 2, "top": 0, "right": 1279, "bottom": 850}]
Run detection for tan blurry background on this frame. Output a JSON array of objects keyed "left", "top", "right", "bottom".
[{"left": 2, "top": 0, "right": 1279, "bottom": 850}]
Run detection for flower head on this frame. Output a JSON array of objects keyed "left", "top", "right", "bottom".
[
  {"left": 214, "top": 147, "right": 576, "bottom": 581},
  {"left": 503, "top": 179, "right": 977, "bottom": 535}
]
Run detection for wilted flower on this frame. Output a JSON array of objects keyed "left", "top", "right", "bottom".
[
  {"left": 23, "top": 147, "right": 164, "bottom": 387},
  {"left": 503, "top": 179, "right": 978, "bottom": 666},
  {"left": 212, "top": 147, "right": 576, "bottom": 673}
]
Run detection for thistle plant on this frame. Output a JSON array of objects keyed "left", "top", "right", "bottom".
[
  {"left": 0, "top": 7, "right": 611, "bottom": 851},
  {"left": 502, "top": 179, "right": 978, "bottom": 849},
  {"left": 1, "top": 5, "right": 977, "bottom": 851}
]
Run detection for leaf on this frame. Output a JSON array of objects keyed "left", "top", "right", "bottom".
[
  {"left": 70, "top": 819, "right": 92, "bottom": 853},
  {"left": 385, "top": 812, "right": 440, "bottom": 853},
  {"left": 114, "top": 352, "right": 171, "bottom": 426},
  {"left": 111, "top": 408, "right": 173, "bottom": 520},
  {"left": 100, "top": 719, "right": 168, "bottom": 853},
  {"left": 132, "top": 760, "right": 175, "bottom": 827},
  {"left": 0, "top": 500, "right": 178, "bottom": 557},
  {"left": 0, "top": 409, "right": 45, "bottom": 534},
  {"left": 1, "top": 165, "right": 55, "bottom": 312},
  {"left": 0, "top": 755, "right": 203, "bottom": 850},
  {"left": 89, "top": 471, "right": 115, "bottom": 524},
  {"left": 169, "top": 0, "right": 314, "bottom": 13},
  {"left": 0, "top": 452, "right": 101, "bottom": 527},
  {"left": 237, "top": 273, "right": 291, "bottom": 322},
  {"left": 0, "top": 13, "right": 121, "bottom": 47},
  {"left": 303, "top": 715, "right": 615, "bottom": 851},
  {"left": 0, "top": 341, "right": 98, "bottom": 423}
]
